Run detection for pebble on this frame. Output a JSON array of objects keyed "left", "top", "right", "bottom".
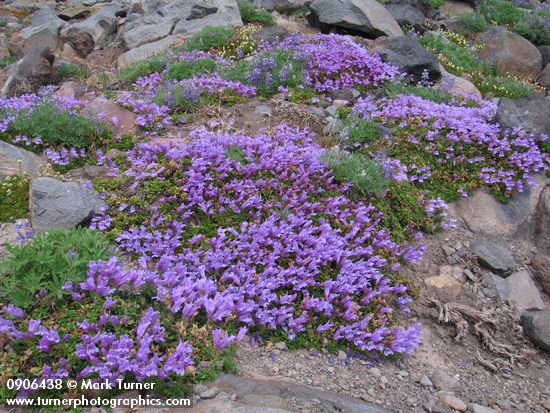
[
  {"left": 200, "top": 387, "right": 219, "bottom": 399},
  {"left": 369, "top": 367, "right": 381, "bottom": 377},
  {"left": 438, "top": 394, "right": 467, "bottom": 411},
  {"left": 274, "top": 342, "right": 288, "bottom": 350},
  {"left": 470, "top": 403, "right": 499, "bottom": 413},
  {"left": 380, "top": 376, "right": 388, "bottom": 385},
  {"left": 442, "top": 245, "right": 455, "bottom": 256},
  {"left": 542, "top": 399, "right": 550, "bottom": 410},
  {"left": 430, "top": 370, "right": 462, "bottom": 392},
  {"left": 420, "top": 375, "right": 433, "bottom": 387}
]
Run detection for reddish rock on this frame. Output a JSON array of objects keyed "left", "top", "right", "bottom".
[
  {"left": 87, "top": 97, "right": 138, "bottom": 136},
  {"left": 55, "top": 81, "right": 87, "bottom": 99},
  {"left": 531, "top": 254, "right": 550, "bottom": 295},
  {"left": 480, "top": 30, "right": 542, "bottom": 81},
  {"left": 85, "top": 47, "right": 123, "bottom": 70}
]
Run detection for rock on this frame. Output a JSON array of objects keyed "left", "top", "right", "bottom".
[
  {"left": 58, "top": 6, "right": 92, "bottom": 21},
  {"left": 253, "top": 0, "right": 308, "bottom": 12},
  {"left": 61, "top": 2, "right": 125, "bottom": 58},
  {"left": 55, "top": 81, "right": 87, "bottom": 99},
  {"left": 470, "top": 404, "right": 499, "bottom": 413},
  {"left": 438, "top": 394, "right": 467, "bottom": 412},
  {"left": 495, "top": 94, "right": 550, "bottom": 136},
  {"left": 309, "top": 0, "right": 403, "bottom": 38},
  {"left": 470, "top": 240, "right": 517, "bottom": 275},
  {"left": 30, "top": 177, "right": 102, "bottom": 232},
  {"left": 439, "top": 17, "right": 468, "bottom": 34},
  {"left": 200, "top": 387, "right": 219, "bottom": 399},
  {"left": 439, "top": 73, "right": 481, "bottom": 99},
  {"left": 429, "top": 370, "right": 461, "bottom": 392},
  {"left": 479, "top": 29, "right": 542, "bottom": 81},
  {"left": 384, "top": 4, "right": 425, "bottom": 29},
  {"left": 324, "top": 118, "right": 344, "bottom": 135},
  {"left": 539, "top": 45, "right": 550, "bottom": 67},
  {"left": 425, "top": 274, "right": 462, "bottom": 297},
  {"left": 521, "top": 310, "right": 550, "bottom": 351},
  {"left": 121, "top": 16, "right": 174, "bottom": 49},
  {"left": 0, "top": 140, "right": 47, "bottom": 179},
  {"left": 86, "top": 47, "right": 124, "bottom": 70},
  {"left": 440, "top": 0, "right": 474, "bottom": 16},
  {"left": 483, "top": 272, "right": 509, "bottom": 300},
  {"left": 254, "top": 104, "right": 272, "bottom": 116},
  {"left": 87, "top": 97, "right": 138, "bottom": 135},
  {"left": 274, "top": 341, "right": 287, "bottom": 350},
  {"left": 0, "top": 221, "right": 24, "bottom": 257},
  {"left": 531, "top": 254, "right": 550, "bottom": 296},
  {"left": 450, "top": 176, "right": 549, "bottom": 237},
  {"left": 537, "top": 63, "right": 550, "bottom": 89},
  {"left": 19, "top": 9, "right": 64, "bottom": 53},
  {"left": 377, "top": 36, "right": 440, "bottom": 82},
  {"left": 172, "top": 0, "right": 243, "bottom": 37},
  {"left": 535, "top": 185, "right": 550, "bottom": 252},
  {"left": 117, "top": 35, "right": 185, "bottom": 68},
  {"left": 252, "top": 26, "right": 290, "bottom": 44},
  {"left": 0, "top": 47, "right": 57, "bottom": 96},
  {"left": 420, "top": 375, "right": 433, "bottom": 387},
  {"left": 506, "top": 270, "right": 545, "bottom": 313}
]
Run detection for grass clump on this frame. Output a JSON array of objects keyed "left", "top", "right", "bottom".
[
  {"left": 183, "top": 26, "right": 236, "bottom": 52},
  {"left": 120, "top": 56, "right": 166, "bottom": 83},
  {"left": 56, "top": 62, "right": 90, "bottom": 79},
  {"left": 0, "top": 228, "right": 113, "bottom": 309},
  {"left": 0, "top": 55, "right": 16, "bottom": 69},
  {"left": 427, "top": 0, "right": 444, "bottom": 8},
  {"left": 6, "top": 101, "right": 109, "bottom": 149},
  {"left": 165, "top": 58, "right": 218, "bottom": 80},
  {"left": 238, "top": 1, "right": 276, "bottom": 25},
  {"left": 458, "top": 12, "right": 488, "bottom": 32},
  {"left": 0, "top": 175, "right": 29, "bottom": 222},
  {"left": 322, "top": 149, "right": 387, "bottom": 196},
  {"left": 386, "top": 81, "right": 455, "bottom": 103}
]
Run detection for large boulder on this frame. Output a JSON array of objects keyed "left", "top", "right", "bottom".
[
  {"left": 384, "top": 4, "right": 425, "bottom": 29},
  {"left": 537, "top": 63, "right": 550, "bottom": 89},
  {"left": 470, "top": 239, "right": 518, "bottom": 276},
  {"left": 30, "top": 177, "right": 102, "bottom": 232},
  {"left": 479, "top": 29, "right": 542, "bottom": 81},
  {"left": 19, "top": 9, "right": 65, "bottom": 53},
  {"left": 171, "top": 0, "right": 243, "bottom": 36},
  {"left": 60, "top": 2, "right": 126, "bottom": 58},
  {"left": 531, "top": 254, "right": 550, "bottom": 296},
  {"left": 538, "top": 45, "right": 550, "bottom": 67},
  {"left": 0, "top": 47, "right": 57, "bottom": 96},
  {"left": 309, "top": 0, "right": 403, "bottom": 38},
  {"left": 495, "top": 94, "right": 550, "bottom": 136},
  {"left": 521, "top": 310, "right": 550, "bottom": 351},
  {"left": 121, "top": 15, "right": 174, "bottom": 49},
  {"left": 87, "top": 97, "right": 138, "bottom": 135},
  {"left": 0, "top": 140, "right": 47, "bottom": 179},
  {"left": 377, "top": 36, "right": 440, "bottom": 82}
]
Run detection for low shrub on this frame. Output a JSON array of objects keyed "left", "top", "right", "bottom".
[
  {"left": 164, "top": 58, "right": 218, "bottom": 81},
  {"left": 182, "top": 26, "right": 236, "bottom": 52},
  {"left": 0, "top": 175, "right": 29, "bottom": 222},
  {"left": 120, "top": 57, "right": 166, "bottom": 83},
  {"left": 0, "top": 228, "right": 113, "bottom": 309},
  {"left": 56, "top": 62, "right": 90, "bottom": 79},
  {"left": 458, "top": 12, "right": 488, "bottom": 32},
  {"left": 322, "top": 149, "right": 388, "bottom": 195},
  {"left": 238, "top": 1, "right": 276, "bottom": 25}
]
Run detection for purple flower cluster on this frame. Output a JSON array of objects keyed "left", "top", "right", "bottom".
[
  {"left": 98, "top": 126, "right": 422, "bottom": 355},
  {"left": 352, "top": 94, "right": 550, "bottom": 193}
]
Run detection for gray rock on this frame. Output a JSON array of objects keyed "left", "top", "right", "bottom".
[
  {"left": 252, "top": 26, "right": 290, "bottom": 44},
  {"left": 377, "top": 36, "right": 440, "bottom": 82},
  {"left": 538, "top": 63, "right": 550, "bottom": 89},
  {"left": 117, "top": 35, "right": 186, "bottom": 68},
  {"left": 495, "top": 95, "right": 550, "bottom": 136},
  {"left": 0, "top": 140, "right": 47, "bottom": 179},
  {"left": 483, "top": 272, "right": 509, "bottom": 300},
  {"left": 419, "top": 375, "right": 433, "bottom": 387},
  {"left": 253, "top": 0, "right": 308, "bottom": 12},
  {"left": 170, "top": 0, "right": 243, "bottom": 36},
  {"left": 385, "top": 4, "right": 425, "bottom": 28},
  {"left": 20, "top": 9, "right": 65, "bottom": 53},
  {"left": 470, "top": 403, "right": 499, "bottom": 413},
  {"left": 324, "top": 118, "right": 344, "bottom": 135},
  {"left": 30, "top": 177, "right": 102, "bottom": 232},
  {"left": 121, "top": 16, "right": 174, "bottom": 49},
  {"left": 521, "top": 310, "right": 550, "bottom": 351},
  {"left": 309, "top": 0, "right": 403, "bottom": 38},
  {"left": 60, "top": 2, "right": 126, "bottom": 57},
  {"left": 429, "top": 370, "right": 461, "bottom": 392},
  {"left": 255, "top": 104, "right": 272, "bottom": 116},
  {"left": 506, "top": 270, "right": 545, "bottom": 313},
  {"left": 470, "top": 239, "right": 517, "bottom": 275},
  {"left": 539, "top": 45, "right": 550, "bottom": 67},
  {"left": 200, "top": 387, "right": 219, "bottom": 399}
]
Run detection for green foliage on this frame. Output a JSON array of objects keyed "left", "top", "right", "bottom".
[
  {"left": 182, "top": 26, "right": 236, "bottom": 52},
  {"left": 419, "top": 32, "right": 533, "bottom": 99},
  {"left": 6, "top": 101, "right": 109, "bottom": 149},
  {"left": 0, "top": 228, "right": 114, "bottom": 309},
  {"left": 287, "top": 5, "right": 309, "bottom": 18},
  {"left": 238, "top": 1, "right": 276, "bottom": 25},
  {"left": 164, "top": 58, "right": 218, "bottom": 80},
  {"left": 0, "top": 175, "right": 29, "bottom": 222},
  {"left": 345, "top": 118, "right": 384, "bottom": 146},
  {"left": 386, "top": 81, "right": 454, "bottom": 103},
  {"left": 56, "top": 62, "right": 90, "bottom": 79},
  {"left": 513, "top": 9, "right": 550, "bottom": 45},
  {"left": 322, "top": 150, "right": 387, "bottom": 196},
  {"left": 427, "top": 0, "right": 444, "bottom": 9},
  {"left": 120, "top": 56, "right": 166, "bottom": 83},
  {"left": 458, "top": 12, "right": 488, "bottom": 32},
  {"left": 478, "top": 0, "right": 524, "bottom": 25},
  {"left": 0, "top": 55, "right": 16, "bottom": 69}
]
